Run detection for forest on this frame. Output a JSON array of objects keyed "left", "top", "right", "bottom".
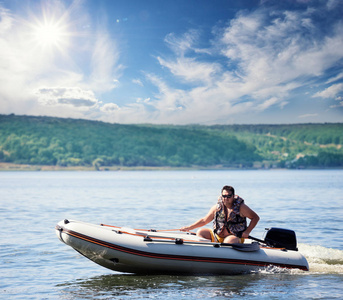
[{"left": 0, "top": 114, "right": 342, "bottom": 169}]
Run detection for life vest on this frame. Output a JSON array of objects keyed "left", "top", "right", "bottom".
[{"left": 213, "top": 196, "right": 247, "bottom": 238}]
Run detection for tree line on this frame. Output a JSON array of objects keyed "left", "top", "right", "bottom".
[
  {"left": 207, "top": 123, "right": 343, "bottom": 168},
  {"left": 0, "top": 114, "right": 342, "bottom": 169}
]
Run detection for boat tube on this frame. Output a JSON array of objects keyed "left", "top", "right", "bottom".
[{"left": 55, "top": 219, "right": 309, "bottom": 275}]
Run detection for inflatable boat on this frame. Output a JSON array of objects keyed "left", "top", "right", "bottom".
[{"left": 55, "top": 219, "right": 309, "bottom": 275}]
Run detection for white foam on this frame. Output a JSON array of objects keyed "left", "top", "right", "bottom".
[{"left": 298, "top": 243, "right": 343, "bottom": 274}]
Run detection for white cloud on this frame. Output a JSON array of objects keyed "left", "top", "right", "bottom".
[
  {"left": 164, "top": 30, "right": 200, "bottom": 56},
  {"left": 330, "top": 101, "right": 343, "bottom": 108},
  {"left": 157, "top": 56, "right": 221, "bottom": 85},
  {"left": 256, "top": 97, "right": 281, "bottom": 111},
  {"left": 313, "top": 83, "right": 343, "bottom": 99},
  {"left": 145, "top": 74, "right": 186, "bottom": 112},
  {"left": 0, "top": 7, "right": 13, "bottom": 34},
  {"left": 136, "top": 97, "right": 151, "bottom": 103},
  {"left": 326, "top": 72, "right": 343, "bottom": 84},
  {"left": 1, "top": 2, "right": 342, "bottom": 125},
  {"left": 36, "top": 87, "right": 99, "bottom": 108},
  {"left": 298, "top": 113, "right": 319, "bottom": 119},
  {"left": 100, "top": 103, "right": 120, "bottom": 112},
  {"left": 89, "top": 28, "right": 124, "bottom": 92},
  {"left": 220, "top": 9, "right": 343, "bottom": 82},
  {"left": 143, "top": 6, "right": 343, "bottom": 124},
  {"left": 0, "top": 2, "right": 123, "bottom": 118},
  {"left": 132, "top": 79, "right": 144, "bottom": 86}
]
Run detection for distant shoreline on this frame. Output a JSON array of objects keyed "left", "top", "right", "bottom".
[
  {"left": 0, "top": 162, "right": 226, "bottom": 171},
  {"left": 0, "top": 162, "right": 342, "bottom": 171}
]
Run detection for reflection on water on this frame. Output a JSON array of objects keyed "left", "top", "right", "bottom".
[
  {"left": 57, "top": 272, "right": 330, "bottom": 299},
  {"left": 58, "top": 274, "right": 264, "bottom": 299}
]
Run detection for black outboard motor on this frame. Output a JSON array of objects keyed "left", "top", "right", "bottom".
[{"left": 264, "top": 228, "right": 298, "bottom": 251}]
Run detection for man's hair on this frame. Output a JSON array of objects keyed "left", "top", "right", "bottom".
[{"left": 221, "top": 185, "right": 235, "bottom": 195}]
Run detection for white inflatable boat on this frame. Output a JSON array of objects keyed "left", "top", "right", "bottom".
[{"left": 55, "top": 219, "right": 309, "bottom": 275}]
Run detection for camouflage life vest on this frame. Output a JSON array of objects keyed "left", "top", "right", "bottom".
[{"left": 213, "top": 196, "right": 247, "bottom": 238}]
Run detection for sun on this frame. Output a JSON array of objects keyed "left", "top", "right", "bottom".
[
  {"left": 32, "top": 19, "right": 69, "bottom": 49},
  {"left": 34, "top": 22, "right": 63, "bottom": 46},
  {"left": 28, "top": 12, "right": 72, "bottom": 53}
]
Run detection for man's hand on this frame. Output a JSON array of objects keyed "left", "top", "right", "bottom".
[{"left": 180, "top": 226, "right": 190, "bottom": 232}]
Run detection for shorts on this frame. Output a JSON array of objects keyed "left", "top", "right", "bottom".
[{"left": 210, "top": 230, "right": 245, "bottom": 244}]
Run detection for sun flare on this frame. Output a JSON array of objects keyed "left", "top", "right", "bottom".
[
  {"left": 35, "top": 23, "right": 62, "bottom": 45},
  {"left": 32, "top": 19, "right": 69, "bottom": 50}
]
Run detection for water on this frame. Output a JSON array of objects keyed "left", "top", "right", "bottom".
[{"left": 1, "top": 170, "right": 342, "bottom": 299}]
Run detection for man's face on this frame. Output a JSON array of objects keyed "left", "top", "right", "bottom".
[{"left": 222, "top": 190, "right": 234, "bottom": 206}]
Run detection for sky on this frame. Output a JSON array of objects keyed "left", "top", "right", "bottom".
[{"left": 0, "top": 0, "right": 343, "bottom": 125}]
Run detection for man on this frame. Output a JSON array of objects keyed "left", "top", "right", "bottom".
[{"left": 181, "top": 185, "right": 260, "bottom": 243}]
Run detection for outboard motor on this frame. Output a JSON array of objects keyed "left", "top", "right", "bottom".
[{"left": 264, "top": 228, "right": 298, "bottom": 251}]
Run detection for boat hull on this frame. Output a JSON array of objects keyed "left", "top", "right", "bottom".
[{"left": 56, "top": 220, "right": 309, "bottom": 275}]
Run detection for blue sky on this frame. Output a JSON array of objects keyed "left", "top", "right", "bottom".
[{"left": 0, "top": 0, "right": 342, "bottom": 124}]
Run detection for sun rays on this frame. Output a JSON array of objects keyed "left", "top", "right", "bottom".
[
  {"left": 30, "top": 16, "right": 71, "bottom": 53},
  {"left": 25, "top": 0, "right": 75, "bottom": 56},
  {"left": 33, "top": 20, "right": 67, "bottom": 48}
]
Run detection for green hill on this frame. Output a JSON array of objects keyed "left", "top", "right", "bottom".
[
  {"left": 0, "top": 114, "right": 342, "bottom": 169},
  {"left": 207, "top": 124, "right": 343, "bottom": 168}
]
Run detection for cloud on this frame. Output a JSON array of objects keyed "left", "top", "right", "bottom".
[
  {"left": 256, "top": 97, "right": 282, "bottom": 111},
  {"left": 1, "top": 1, "right": 343, "bottom": 124},
  {"left": 132, "top": 79, "right": 144, "bottom": 86},
  {"left": 0, "top": 2, "right": 122, "bottom": 117},
  {"left": 313, "top": 83, "right": 343, "bottom": 99},
  {"left": 157, "top": 56, "right": 221, "bottom": 85},
  {"left": 330, "top": 100, "right": 343, "bottom": 108},
  {"left": 136, "top": 97, "right": 151, "bottom": 103},
  {"left": 298, "top": 113, "right": 319, "bottom": 119},
  {"left": 144, "top": 4, "right": 343, "bottom": 124},
  {"left": 327, "top": 0, "right": 341, "bottom": 10},
  {"left": 157, "top": 30, "right": 220, "bottom": 85},
  {"left": 100, "top": 103, "right": 120, "bottom": 112},
  {"left": 36, "top": 87, "right": 99, "bottom": 108},
  {"left": 326, "top": 72, "right": 343, "bottom": 84},
  {"left": 89, "top": 27, "right": 124, "bottom": 92},
  {"left": 0, "top": 6, "right": 13, "bottom": 34},
  {"left": 219, "top": 9, "right": 343, "bottom": 82},
  {"left": 164, "top": 30, "right": 201, "bottom": 56}
]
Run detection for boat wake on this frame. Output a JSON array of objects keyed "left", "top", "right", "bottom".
[
  {"left": 249, "top": 243, "right": 343, "bottom": 275},
  {"left": 298, "top": 243, "right": 343, "bottom": 274}
]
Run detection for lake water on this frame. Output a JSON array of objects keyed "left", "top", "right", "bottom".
[{"left": 1, "top": 170, "right": 342, "bottom": 299}]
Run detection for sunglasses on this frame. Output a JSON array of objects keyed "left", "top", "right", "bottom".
[{"left": 222, "top": 194, "right": 233, "bottom": 198}]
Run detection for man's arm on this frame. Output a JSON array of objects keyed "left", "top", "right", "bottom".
[
  {"left": 180, "top": 205, "right": 216, "bottom": 231},
  {"left": 240, "top": 203, "right": 260, "bottom": 238}
]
